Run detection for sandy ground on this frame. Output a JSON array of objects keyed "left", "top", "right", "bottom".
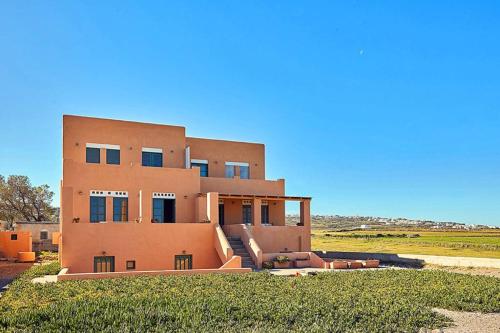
[
  {"left": 428, "top": 308, "right": 500, "bottom": 333},
  {"left": 424, "top": 264, "right": 500, "bottom": 278},
  {"left": 0, "top": 262, "right": 33, "bottom": 291}
]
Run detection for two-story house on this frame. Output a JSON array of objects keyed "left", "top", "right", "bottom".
[{"left": 59, "top": 115, "right": 312, "bottom": 274}]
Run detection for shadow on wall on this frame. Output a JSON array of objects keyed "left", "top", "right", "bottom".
[{"left": 313, "top": 251, "right": 425, "bottom": 268}]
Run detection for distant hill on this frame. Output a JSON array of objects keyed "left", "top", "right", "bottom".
[{"left": 285, "top": 215, "right": 497, "bottom": 230}]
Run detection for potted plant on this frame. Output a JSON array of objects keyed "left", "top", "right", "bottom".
[
  {"left": 262, "top": 261, "right": 274, "bottom": 269},
  {"left": 273, "top": 255, "right": 291, "bottom": 269}
]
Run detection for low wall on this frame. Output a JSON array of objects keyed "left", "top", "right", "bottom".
[
  {"left": 57, "top": 267, "right": 251, "bottom": 281},
  {"left": 314, "top": 251, "right": 500, "bottom": 268},
  {"left": 0, "top": 231, "right": 32, "bottom": 259}
]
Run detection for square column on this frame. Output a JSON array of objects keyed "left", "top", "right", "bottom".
[
  {"left": 252, "top": 198, "right": 262, "bottom": 227},
  {"left": 300, "top": 199, "right": 311, "bottom": 228}
]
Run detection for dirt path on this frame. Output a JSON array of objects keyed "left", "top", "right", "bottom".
[
  {"left": 432, "top": 308, "right": 500, "bottom": 333},
  {"left": 0, "top": 262, "right": 33, "bottom": 291},
  {"left": 424, "top": 265, "right": 500, "bottom": 278}
]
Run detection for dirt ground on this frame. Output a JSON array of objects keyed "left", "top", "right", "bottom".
[
  {"left": 0, "top": 262, "right": 33, "bottom": 290},
  {"left": 430, "top": 308, "right": 500, "bottom": 333},
  {"left": 424, "top": 264, "right": 500, "bottom": 278}
]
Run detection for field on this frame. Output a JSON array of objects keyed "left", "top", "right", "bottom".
[
  {"left": 312, "top": 229, "right": 500, "bottom": 258},
  {"left": 0, "top": 262, "right": 499, "bottom": 332}
]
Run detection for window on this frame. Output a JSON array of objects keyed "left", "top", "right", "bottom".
[
  {"left": 113, "top": 197, "right": 128, "bottom": 222},
  {"left": 261, "top": 205, "right": 269, "bottom": 225},
  {"left": 218, "top": 203, "right": 224, "bottom": 226},
  {"left": 94, "top": 256, "right": 115, "bottom": 273},
  {"left": 106, "top": 148, "right": 120, "bottom": 165},
  {"left": 40, "top": 231, "right": 48, "bottom": 240},
  {"left": 142, "top": 149, "right": 163, "bottom": 167},
  {"left": 10, "top": 234, "right": 17, "bottom": 241},
  {"left": 239, "top": 165, "right": 250, "bottom": 179},
  {"left": 175, "top": 255, "right": 192, "bottom": 270},
  {"left": 152, "top": 198, "right": 175, "bottom": 223},
  {"left": 191, "top": 162, "right": 208, "bottom": 177},
  {"left": 126, "top": 260, "right": 136, "bottom": 270},
  {"left": 242, "top": 203, "right": 252, "bottom": 225},
  {"left": 225, "top": 165, "right": 235, "bottom": 178},
  {"left": 86, "top": 147, "right": 100, "bottom": 163},
  {"left": 90, "top": 196, "right": 106, "bottom": 222}
]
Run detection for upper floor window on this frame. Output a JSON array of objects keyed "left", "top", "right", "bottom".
[
  {"left": 239, "top": 165, "right": 250, "bottom": 179},
  {"left": 142, "top": 148, "right": 163, "bottom": 167},
  {"left": 225, "top": 162, "right": 250, "bottom": 179},
  {"left": 191, "top": 159, "right": 208, "bottom": 177},
  {"left": 106, "top": 148, "right": 120, "bottom": 165},
  {"left": 90, "top": 196, "right": 106, "bottom": 223},
  {"left": 86, "top": 147, "right": 100, "bottom": 163},
  {"left": 113, "top": 197, "right": 128, "bottom": 222}
]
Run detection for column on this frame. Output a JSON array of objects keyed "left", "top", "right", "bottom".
[{"left": 252, "top": 198, "right": 261, "bottom": 227}]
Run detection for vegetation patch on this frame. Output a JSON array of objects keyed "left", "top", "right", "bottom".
[{"left": 0, "top": 264, "right": 499, "bottom": 332}]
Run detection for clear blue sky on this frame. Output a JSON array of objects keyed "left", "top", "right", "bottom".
[{"left": 1, "top": 1, "right": 499, "bottom": 225}]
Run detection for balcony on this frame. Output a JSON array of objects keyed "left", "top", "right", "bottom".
[{"left": 200, "top": 177, "right": 285, "bottom": 196}]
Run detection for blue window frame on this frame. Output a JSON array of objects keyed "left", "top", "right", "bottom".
[
  {"left": 86, "top": 147, "right": 100, "bottom": 163},
  {"left": 191, "top": 162, "right": 208, "bottom": 177},
  {"left": 239, "top": 165, "right": 250, "bottom": 179},
  {"left": 106, "top": 149, "right": 120, "bottom": 165},
  {"left": 242, "top": 204, "right": 252, "bottom": 225},
  {"left": 113, "top": 197, "right": 128, "bottom": 222},
  {"left": 90, "top": 196, "right": 106, "bottom": 222},
  {"left": 152, "top": 198, "right": 175, "bottom": 223},
  {"left": 142, "top": 152, "right": 163, "bottom": 167}
]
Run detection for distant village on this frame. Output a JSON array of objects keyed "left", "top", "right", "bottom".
[{"left": 287, "top": 214, "right": 498, "bottom": 230}]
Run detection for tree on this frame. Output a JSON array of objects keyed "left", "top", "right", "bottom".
[{"left": 0, "top": 175, "right": 56, "bottom": 228}]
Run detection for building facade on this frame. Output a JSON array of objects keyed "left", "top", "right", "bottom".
[
  {"left": 14, "top": 221, "right": 59, "bottom": 252},
  {"left": 60, "top": 115, "right": 311, "bottom": 274}
]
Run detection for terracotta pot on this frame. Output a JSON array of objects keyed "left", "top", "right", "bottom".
[
  {"left": 364, "top": 259, "right": 380, "bottom": 268},
  {"left": 348, "top": 261, "right": 363, "bottom": 269},
  {"left": 295, "top": 260, "right": 310, "bottom": 268},
  {"left": 273, "top": 261, "right": 291, "bottom": 269},
  {"left": 331, "top": 260, "right": 348, "bottom": 269}
]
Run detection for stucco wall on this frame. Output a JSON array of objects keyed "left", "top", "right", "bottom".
[
  {"left": 61, "top": 222, "right": 222, "bottom": 273},
  {"left": 0, "top": 231, "right": 32, "bottom": 259},
  {"left": 187, "top": 137, "right": 265, "bottom": 179}
]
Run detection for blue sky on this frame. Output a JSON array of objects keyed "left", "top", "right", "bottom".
[{"left": 0, "top": 1, "right": 499, "bottom": 225}]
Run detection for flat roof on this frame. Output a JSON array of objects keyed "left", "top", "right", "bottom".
[{"left": 217, "top": 194, "right": 311, "bottom": 201}]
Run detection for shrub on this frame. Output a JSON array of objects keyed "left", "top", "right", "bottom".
[{"left": 274, "top": 255, "right": 290, "bottom": 263}]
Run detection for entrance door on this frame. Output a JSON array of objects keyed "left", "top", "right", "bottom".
[
  {"left": 175, "top": 255, "right": 193, "bottom": 270},
  {"left": 242, "top": 204, "right": 252, "bottom": 225},
  {"left": 94, "top": 256, "right": 115, "bottom": 273},
  {"left": 218, "top": 204, "right": 225, "bottom": 226}
]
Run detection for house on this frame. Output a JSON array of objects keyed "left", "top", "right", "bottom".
[
  {"left": 59, "top": 115, "right": 312, "bottom": 275},
  {"left": 14, "top": 221, "right": 59, "bottom": 252}
]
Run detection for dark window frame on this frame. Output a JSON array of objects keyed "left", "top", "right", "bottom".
[
  {"left": 40, "top": 231, "right": 49, "bottom": 240},
  {"left": 174, "top": 255, "right": 193, "bottom": 270},
  {"left": 94, "top": 256, "right": 115, "bottom": 273},
  {"left": 113, "top": 197, "right": 128, "bottom": 222},
  {"left": 86, "top": 147, "right": 100, "bottom": 164},
  {"left": 142, "top": 151, "right": 163, "bottom": 167},
  {"left": 261, "top": 205, "right": 269, "bottom": 225},
  {"left": 106, "top": 148, "right": 120, "bottom": 165},
  {"left": 191, "top": 162, "right": 209, "bottom": 177},
  {"left": 152, "top": 198, "right": 175, "bottom": 223},
  {"left": 242, "top": 204, "right": 252, "bottom": 225},
  {"left": 90, "top": 196, "right": 106, "bottom": 223},
  {"left": 126, "top": 260, "right": 136, "bottom": 270}
]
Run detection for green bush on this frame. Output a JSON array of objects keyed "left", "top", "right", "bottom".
[
  {"left": 274, "top": 255, "right": 290, "bottom": 263},
  {"left": 0, "top": 267, "right": 498, "bottom": 332}
]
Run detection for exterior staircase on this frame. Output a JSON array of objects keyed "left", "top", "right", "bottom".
[{"left": 227, "top": 236, "right": 256, "bottom": 270}]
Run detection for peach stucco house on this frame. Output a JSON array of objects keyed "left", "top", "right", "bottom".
[{"left": 59, "top": 115, "right": 314, "bottom": 276}]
